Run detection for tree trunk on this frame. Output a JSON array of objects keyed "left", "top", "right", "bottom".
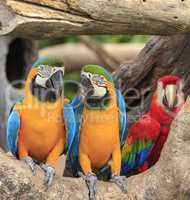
[
  {"left": 1, "top": 0, "right": 190, "bottom": 38},
  {"left": 0, "top": 37, "right": 10, "bottom": 148},
  {"left": 113, "top": 35, "right": 190, "bottom": 129},
  {"left": 0, "top": 36, "right": 37, "bottom": 148},
  {"left": 0, "top": 99, "right": 189, "bottom": 200}
]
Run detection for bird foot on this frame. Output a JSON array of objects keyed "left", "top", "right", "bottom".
[
  {"left": 23, "top": 156, "right": 36, "bottom": 175},
  {"left": 110, "top": 174, "right": 128, "bottom": 193},
  {"left": 83, "top": 172, "right": 98, "bottom": 200},
  {"left": 41, "top": 164, "right": 55, "bottom": 188},
  {"left": 7, "top": 152, "right": 14, "bottom": 157}
]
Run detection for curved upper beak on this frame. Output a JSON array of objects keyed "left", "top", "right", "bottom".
[
  {"left": 35, "top": 69, "right": 64, "bottom": 89},
  {"left": 48, "top": 70, "right": 64, "bottom": 90},
  {"left": 165, "top": 84, "right": 177, "bottom": 109}
]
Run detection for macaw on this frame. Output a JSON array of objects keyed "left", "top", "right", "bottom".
[
  {"left": 6, "top": 58, "right": 76, "bottom": 187},
  {"left": 67, "top": 64, "right": 127, "bottom": 200},
  {"left": 121, "top": 75, "right": 184, "bottom": 175}
]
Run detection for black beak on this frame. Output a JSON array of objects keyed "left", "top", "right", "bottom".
[
  {"left": 81, "top": 76, "right": 94, "bottom": 96},
  {"left": 46, "top": 70, "right": 64, "bottom": 90}
]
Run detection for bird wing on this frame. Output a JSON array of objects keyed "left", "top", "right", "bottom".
[
  {"left": 67, "top": 96, "right": 84, "bottom": 175},
  {"left": 63, "top": 103, "right": 76, "bottom": 153},
  {"left": 6, "top": 103, "right": 21, "bottom": 155},
  {"left": 116, "top": 89, "right": 127, "bottom": 146},
  {"left": 121, "top": 113, "right": 160, "bottom": 176}
]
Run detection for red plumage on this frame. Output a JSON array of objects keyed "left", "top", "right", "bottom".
[{"left": 137, "top": 75, "right": 183, "bottom": 172}]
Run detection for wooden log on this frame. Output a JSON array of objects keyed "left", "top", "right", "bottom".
[
  {"left": 1, "top": 0, "right": 190, "bottom": 37},
  {"left": 39, "top": 43, "right": 143, "bottom": 71},
  {"left": 113, "top": 35, "right": 190, "bottom": 95}
]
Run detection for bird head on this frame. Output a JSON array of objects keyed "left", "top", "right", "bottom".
[
  {"left": 156, "top": 75, "right": 183, "bottom": 110},
  {"left": 30, "top": 58, "right": 65, "bottom": 102},
  {"left": 80, "top": 64, "right": 114, "bottom": 99}
]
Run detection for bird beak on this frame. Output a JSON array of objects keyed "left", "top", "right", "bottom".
[
  {"left": 35, "top": 69, "right": 64, "bottom": 90},
  {"left": 48, "top": 69, "right": 64, "bottom": 90},
  {"left": 165, "top": 84, "right": 177, "bottom": 109}
]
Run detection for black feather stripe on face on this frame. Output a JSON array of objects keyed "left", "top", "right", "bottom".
[{"left": 30, "top": 77, "right": 61, "bottom": 102}]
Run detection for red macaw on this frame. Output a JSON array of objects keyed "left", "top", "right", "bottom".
[{"left": 121, "top": 75, "right": 184, "bottom": 175}]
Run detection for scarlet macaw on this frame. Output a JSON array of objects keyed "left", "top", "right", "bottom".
[{"left": 121, "top": 75, "right": 183, "bottom": 175}]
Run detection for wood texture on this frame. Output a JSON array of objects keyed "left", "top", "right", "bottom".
[
  {"left": 0, "top": 36, "right": 37, "bottom": 148},
  {"left": 113, "top": 35, "right": 190, "bottom": 130},
  {"left": 79, "top": 36, "right": 120, "bottom": 71},
  {"left": 1, "top": 0, "right": 190, "bottom": 37},
  {"left": 39, "top": 43, "right": 143, "bottom": 71},
  {"left": 0, "top": 37, "right": 10, "bottom": 148},
  {"left": 113, "top": 35, "right": 190, "bottom": 95}
]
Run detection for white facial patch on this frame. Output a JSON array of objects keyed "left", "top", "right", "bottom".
[
  {"left": 35, "top": 75, "right": 49, "bottom": 88},
  {"left": 35, "top": 65, "right": 64, "bottom": 88},
  {"left": 81, "top": 71, "right": 107, "bottom": 97}
]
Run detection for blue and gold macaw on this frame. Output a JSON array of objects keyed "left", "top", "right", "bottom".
[
  {"left": 67, "top": 64, "right": 127, "bottom": 199},
  {"left": 6, "top": 57, "right": 76, "bottom": 187}
]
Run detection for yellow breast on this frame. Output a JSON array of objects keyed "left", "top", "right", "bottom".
[
  {"left": 18, "top": 95, "right": 66, "bottom": 161},
  {"left": 80, "top": 104, "right": 120, "bottom": 168}
]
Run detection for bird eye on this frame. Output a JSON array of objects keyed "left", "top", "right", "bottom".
[{"left": 92, "top": 75, "right": 105, "bottom": 85}]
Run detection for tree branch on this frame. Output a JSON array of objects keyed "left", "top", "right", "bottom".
[
  {"left": 39, "top": 43, "right": 142, "bottom": 71},
  {"left": 79, "top": 36, "right": 120, "bottom": 71},
  {"left": 1, "top": 0, "right": 190, "bottom": 37}
]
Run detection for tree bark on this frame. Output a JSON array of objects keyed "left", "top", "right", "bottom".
[
  {"left": 1, "top": 0, "right": 190, "bottom": 38},
  {"left": 113, "top": 35, "right": 190, "bottom": 96},
  {"left": 113, "top": 35, "right": 190, "bottom": 129},
  {"left": 79, "top": 36, "right": 120, "bottom": 71},
  {"left": 39, "top": 43, "right": 143, "bottom": 71},
  {"left": 0, "top": 36, "right": 37, "bottom": 148},
  {"left": 0, "top": 98, "right": 189, "bottom": 200}
]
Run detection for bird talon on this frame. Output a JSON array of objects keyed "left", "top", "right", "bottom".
[
  {"left": 7, "top": 152, "right": 14, "bottom": 157},
  {"left": 23, "top": 156, "right": 36, "bottom": 175},
  {"left": 83, "top": 172, "right": 97, "bottom": 200},
  {"left": 110, "top": 174, "right": 128, "bottom": 193},
  {"left": 41, "top": 164, "right": 55, "bottom": 187}
]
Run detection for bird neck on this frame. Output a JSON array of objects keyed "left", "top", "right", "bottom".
[{"left": 85, "top": 83, "right": 117, "bottom": 110}]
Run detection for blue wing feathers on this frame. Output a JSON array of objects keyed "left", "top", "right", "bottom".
[
  {"left": 67, "top": 96, "right": 84, "bottom": 173},
  {"left": 116, "top": 89, "right": 127, "bottom": 145},
  {"left": 64, "top": 103, "right": 76, "bottom": 152},
  {"left": 6, "top": 110, "right": 20, "bottom": 155}
]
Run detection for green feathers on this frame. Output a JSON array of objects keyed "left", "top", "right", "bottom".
[
  {"left": 82, "top": 64, "right": 114, "bottom": 84},
  {"left": 32, "top": 57, "right": 64, "bottom": 68}
]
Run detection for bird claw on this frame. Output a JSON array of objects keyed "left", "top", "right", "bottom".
[
  {"left": 7, "top": 152, "right": 14, "bottom": 157},
  {"left": 83, "top": 172, "right": 98, "bottom": 200},
  {"left": 23, "top": 156, "right": 36, "bottom": 175},
  {"left": 110, "top": 174, "right": 128, "bottom": 193},
  {"left": 41, "top": 164, "right": 55, "bottom": 188}
]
